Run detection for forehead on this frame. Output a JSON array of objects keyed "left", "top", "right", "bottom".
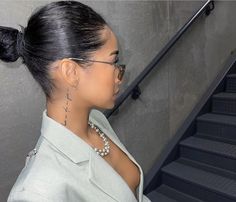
[{"left": 99, "top": 26, "right": 118, "bottom": 54}]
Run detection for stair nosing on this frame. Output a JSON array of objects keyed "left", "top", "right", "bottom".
[
  {"left": 157, "top": 184, "right": 204, "bottom": 202},
  {"left": 179, "top": 136, "right": 236, "bottom": 160},
  {"left": 197, "top": 113, "right": 236, "bottom": 126},
  {"left": 227, "top": 74, "right": 236, "bottom": 78},
  {"left": 177, "top": 157, "right": 236, "bottom": 180},
  {"left": 212, "top": 92, "right": 236, "bottom": 100}
]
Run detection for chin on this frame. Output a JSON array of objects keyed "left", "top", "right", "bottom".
[
  {"left": 105, "top": 101, "right": 115, "bottom": 109},
  {"left": 108, "top": 97, "right": 117, "bottom": 109},
  {"left": 97, "top": 99, "right": 115, "bottom": 110}
]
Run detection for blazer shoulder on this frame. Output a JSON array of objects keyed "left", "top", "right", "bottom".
[{"left": 8, "top": 189, "right": 53, "bottom": 202}]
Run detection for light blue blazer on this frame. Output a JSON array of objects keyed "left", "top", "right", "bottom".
[{"left": 7, "top": 108, "right": 151, "bottom": 202}]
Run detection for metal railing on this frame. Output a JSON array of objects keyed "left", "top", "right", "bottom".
[{"left": 104, "top": 0, "right": 214, "bottom": 118}]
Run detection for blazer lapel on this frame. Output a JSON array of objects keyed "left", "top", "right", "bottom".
[
  {"left": 40, "top": 109, "right": 144, "bottom": 202},
  {"left": 88, "top": 115, "right": 144, "bottom": 202},
  {"left": 89, "top": 149, "right": 136, "bottom": 202}
]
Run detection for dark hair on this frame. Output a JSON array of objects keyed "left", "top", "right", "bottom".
[{"left": 0, "top": 0, "right": 108, "bottom": 101}]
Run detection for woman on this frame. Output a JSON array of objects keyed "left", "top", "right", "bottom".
[{"left": 1, "top": 1, "right": 151, "bottom": 202}]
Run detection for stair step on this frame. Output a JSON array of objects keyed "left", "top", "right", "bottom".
[
  {"left": 212, "top": 92, "right": 236, "bottom": 115},
  {"left": 197, "top": 113, "right": 236, "bottom": 125},
  {"left": 213, "top": 92, "right": 236, "bottom": 99},
  {"left": 146, "top": 189, "right": 177, "bottom": 202},
  {"left": 226, "top": 74, "right": 236, "bottom": 92},
  {"left": 176, "top": 157, "right": 236, "bottom": 181},
  {"left": 180, "top": 136, "right": 236, "bottom": 159},
  {"left": 179, "top": 136, "right": 236, "bottom": 173},
  {"left": 161, "top": 161, "right": 236, "bottom": 201},
  {"left": 196, "top": 113, "right": 236, "bottom": 139},
  {"left": 155, "top": 184, "right": 203, "bottom": 202},
  {"left": 227, "top": 74, "right": 236, "bottom": 78},
  {"left": 195, "top": 132, "right": 236, "bottom": 146}
]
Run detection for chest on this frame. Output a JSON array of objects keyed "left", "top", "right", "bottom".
[
  {"left": 89, "top": 128, "right": 141, "bottom": 199},
  {"left": 104, "top": 137, "right": 141, "bottom": 198},
  {"left": 115, "top": 149, "right": 141, "bottom": 194}
]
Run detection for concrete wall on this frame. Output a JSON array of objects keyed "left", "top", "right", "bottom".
[{"left": 1, "top": 0, "right": 236, "bottom": 200}]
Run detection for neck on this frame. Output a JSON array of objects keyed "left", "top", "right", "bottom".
[{"left": 46, "top": 99, "right": 92, "bottom": 141}]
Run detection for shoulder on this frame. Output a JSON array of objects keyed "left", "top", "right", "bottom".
[
  {"left": 7, "top": 141, "right": 76, "bottom": 201},
  {"left": 7, "top": 189, "right": 54, "bottom": 202}
]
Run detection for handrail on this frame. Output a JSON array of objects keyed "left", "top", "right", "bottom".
[
  {"left": 143, "top": 50, "right": 236, "bottom": 193},
  {"left": 103, "top": 0, "right": 214, "bottom": 118}
]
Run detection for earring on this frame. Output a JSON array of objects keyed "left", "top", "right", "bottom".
[{"left": 62, "top": 87, "right": 72, "bottom": 126}]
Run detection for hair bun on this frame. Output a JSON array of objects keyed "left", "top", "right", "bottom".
[{"left": 0, "top": 25, "right": 23, "bottom": 62}]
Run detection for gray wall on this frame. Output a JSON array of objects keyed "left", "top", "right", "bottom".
[{"left": 1, "top": 0, "right": 236, "bottom": 201}]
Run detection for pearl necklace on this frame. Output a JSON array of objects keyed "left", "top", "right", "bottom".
[{"left": 88, "top": 120, "right": 110, "bottom": 157}]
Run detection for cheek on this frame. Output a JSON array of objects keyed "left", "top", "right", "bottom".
[
  {"left": 96, "top": 73, "right": 115, "bottom": 99},
  {"left": 79, "top": 69, "right": 115, "bottom": 103},
  {"left": 96, "top": 67, "right": 115, "bottom": 95}
]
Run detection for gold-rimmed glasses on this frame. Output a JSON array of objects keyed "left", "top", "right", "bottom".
[{"left": 68, "top": 57, "right": 126, "bottom": 81}]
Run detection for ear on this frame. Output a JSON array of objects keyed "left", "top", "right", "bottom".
[{"left": 59, "top": 59, "right": 80, "bottom": 88}]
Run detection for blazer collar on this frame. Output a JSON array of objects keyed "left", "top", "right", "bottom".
[{"left": 40, "top": 109, "right": 143, "bottom": 202}]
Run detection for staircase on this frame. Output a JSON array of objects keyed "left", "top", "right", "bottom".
[{"left": 145, "top": 55, "right": 236, "bottom": 202}]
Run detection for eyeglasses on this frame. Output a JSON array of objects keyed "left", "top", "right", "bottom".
[{"left": 68, "top": 57, "right": 126, "bottom": 81}]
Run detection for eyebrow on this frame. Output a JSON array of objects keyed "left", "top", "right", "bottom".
[{"left": 109, "top": 50, "right": 119, "bottom": 56}]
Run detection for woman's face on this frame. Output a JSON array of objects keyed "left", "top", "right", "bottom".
[{"left": 74, "top": 26, "right": 123, "bottom": 110}]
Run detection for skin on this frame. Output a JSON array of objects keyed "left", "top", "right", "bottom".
[
  {"left": 45, "top": 25, "right": 140, "bottom": 199},
  {"left": 46, "top": 25, "right": 122, "bottom": 147}
]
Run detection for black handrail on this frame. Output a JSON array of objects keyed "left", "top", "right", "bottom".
[{"left": 103, "top": 0, "right": 214, "bottom": 118}]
